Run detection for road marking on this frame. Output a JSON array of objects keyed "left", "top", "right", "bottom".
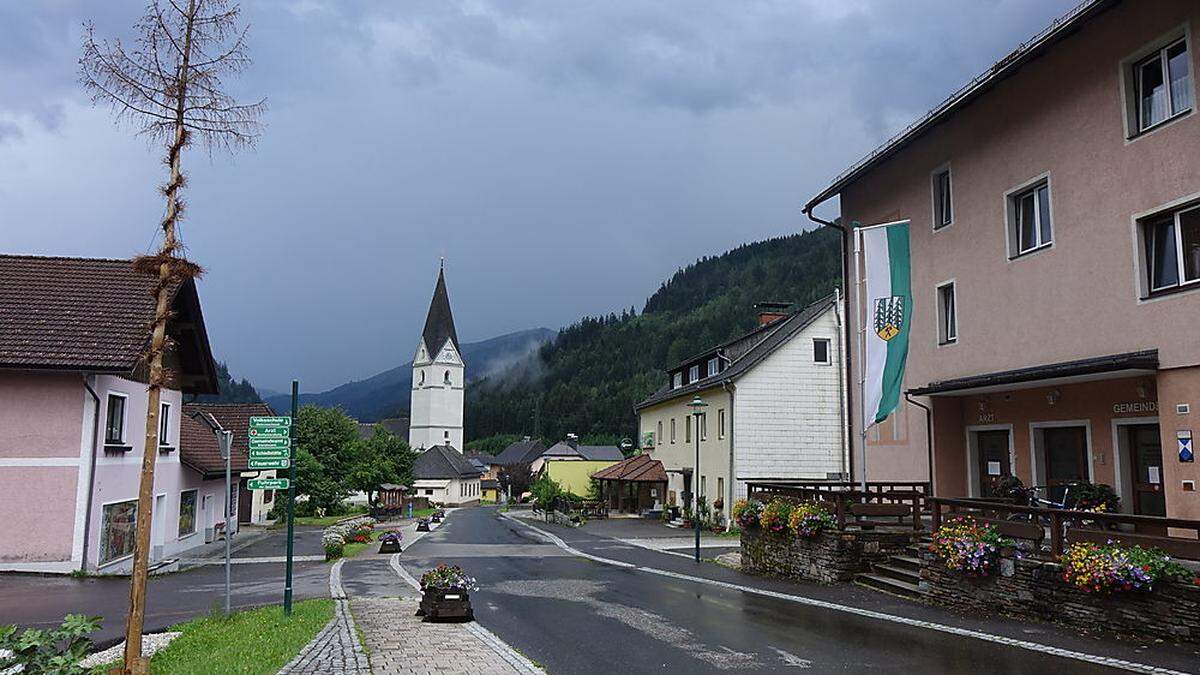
[
  {"left": 499, "top": 513, "right": 1189, "bottom": 675},
  {"left": 178, "top": 555, "right": 325, "bottom": 565},
  {"left": 770, "top": 646, "right": 813, "bottom": 668}
]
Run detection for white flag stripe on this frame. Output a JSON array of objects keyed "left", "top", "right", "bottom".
[{"left": 860, "top": 226, "right": 892, "bottom": 426}]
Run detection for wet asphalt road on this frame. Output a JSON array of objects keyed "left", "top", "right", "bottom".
[{"left": 340, "top": 507, "right": 1196, "bottom": 674}]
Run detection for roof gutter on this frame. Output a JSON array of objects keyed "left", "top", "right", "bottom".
[{"left": 803, "top": 209, "right": 856, "bottom": 484}]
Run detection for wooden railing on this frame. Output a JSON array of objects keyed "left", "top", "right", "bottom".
[
  {"left": 747, "top": 481, "right": 926, "bottom": 532},
  {"left": 929, "top": 496, "right": 1200, "bottom": 560}
]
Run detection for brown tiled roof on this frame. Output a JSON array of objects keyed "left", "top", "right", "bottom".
[
  {"left": 181, "top": 402, "right": 278, "bottom": 477},
  {"left": 591, "top": 454, "right": 667, "bottom": 483},
  {"left": 0, "top": 254, "right": 218, "bottom": 393}
]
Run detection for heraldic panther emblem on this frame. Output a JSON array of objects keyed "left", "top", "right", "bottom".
[{"left": 873, "top": 296, "right": 905, "bottom": 341}]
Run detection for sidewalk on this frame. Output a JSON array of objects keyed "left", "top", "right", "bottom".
[
  {"left": 282, "top": 511, "right": 541, "bottom": 675},
  {"left": 506, "top": 508, "right": 738, "bottom": 554}
]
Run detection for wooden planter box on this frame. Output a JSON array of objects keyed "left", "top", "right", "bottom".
[{"left": 417, "top": 587, "right": 474, "bottom": 622}]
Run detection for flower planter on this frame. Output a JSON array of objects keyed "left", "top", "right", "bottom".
[
  {"left": 416, "top": 518, "right": 431, "bottom": 532},
  {"left": 417, "top": 586, "right": 474, "bottom": 622}
]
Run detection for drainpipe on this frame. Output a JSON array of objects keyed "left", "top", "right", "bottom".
[
  {"left": 804, "top": 208, "right": 856, "bottom": 483},
  {"left": 832, "top": 287, "right": 848, "bottom": 479},
  {"left": 81, "top": 377, "right": 102, "bottom": 573},
  {"left": 722, "top": 381, "right": 735, "bottom": 531},
  {"left": 905, "top": 393, "right": 934, "bottom": 494}
]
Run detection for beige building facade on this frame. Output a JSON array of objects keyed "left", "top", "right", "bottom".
[{"left": 806, "top": 0, "right": 1200, "bottom": 520}]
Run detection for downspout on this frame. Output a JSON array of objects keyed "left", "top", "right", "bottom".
[
  {"left": 82, "top": 377, "right": 102, "bottom": 573},
  {"left": 804, "top": 208, "right": 856, "bottom": 483},
  {"left": 721, "top": 380, "right": 735, "bottom": 531},
  {"left": 905, "top": 393, "right": 934, "bottom": 494},
  {"left": 832, "top": 287, "right": 848, "bottom": 479}
]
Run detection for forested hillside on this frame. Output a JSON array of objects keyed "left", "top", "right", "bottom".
[
  {"left": 195, "top": 361, "right": 263, "bottom": 404},
  {"left": 465, "top": 227, "right": 841, "bottom": 443}
]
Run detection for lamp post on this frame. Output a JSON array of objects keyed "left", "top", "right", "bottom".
[{"left": 687, "top": 395, "right": 708, "bottom": 563}]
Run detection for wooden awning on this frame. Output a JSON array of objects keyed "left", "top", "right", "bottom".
[{"left": 591, "top": 454, "right": 667, "bottom": 483}]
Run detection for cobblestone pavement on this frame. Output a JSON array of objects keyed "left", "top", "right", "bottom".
[
  {"left": 352, "top": 596, "right": 538, "bottom": 675},
  {"left": 277, "top": 598, "right": 370, "bottom": 674}
]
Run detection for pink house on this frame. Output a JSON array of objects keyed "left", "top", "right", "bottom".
[{"left": 0, "top": 254, "right": 233, "bottom": 573}]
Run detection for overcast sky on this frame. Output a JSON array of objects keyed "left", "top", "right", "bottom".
[{"left": 0, "top": 0, "right": 1077, "bottom": 392}]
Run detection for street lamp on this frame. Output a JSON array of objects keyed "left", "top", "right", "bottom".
[{"left": 687, "top": 395, "right": 708, "bottom": 563}]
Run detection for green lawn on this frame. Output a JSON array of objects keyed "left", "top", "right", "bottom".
[
  {"left": 93, "top": 599, "right": 334, "bottom": 674},
  {"left": 341, "top": 529, "right": 386, "bottom": 558}
]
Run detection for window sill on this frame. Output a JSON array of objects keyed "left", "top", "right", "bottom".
[
  {"left": 1128, "top": 108, "right": 1193, "bottom": 142},
  {"left": 933, "top": 222, "right": 953, "bottom": 233},
  {"left": 103, "top": 444, "right": 133, "bottom": 453},
  {"left": 178, "top": 531, "right": 197, "bottom": 541},
  {"left": 1142, "top": 282, "right": 1200, "bottom": 301},
  {"left": 1008, "top": 243, "right": 1052, "bottom": 261},
  {"left": 159, "top": 445, "right": 176, "bottom": 453},
  {"left": 938, "top": 339, "right": 958, "bottom": 347}
]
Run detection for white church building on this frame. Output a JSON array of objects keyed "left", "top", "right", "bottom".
[{"left": 409, "top": 266, "right": 481, "bottom": 505}]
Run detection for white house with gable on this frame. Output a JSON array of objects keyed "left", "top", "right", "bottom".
[{"left": 635, "top": 294, "right": 849, "bottom": 524}]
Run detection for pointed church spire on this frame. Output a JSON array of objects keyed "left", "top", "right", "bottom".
[{"left": 421, "top": 263, "right": 459, "bottom": 358}]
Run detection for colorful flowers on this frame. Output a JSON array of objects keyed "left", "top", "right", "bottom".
[
  {"left": 732, "top": 499, "right": 763, "bottom": 529},
  {"left": 758, "top": 499, "right": 793, "bottom": 534},
  {"left": 930, "top": 516, "right": 1012, "bottom": 577},
  {"left": 321, "top": 516, "right": 377, "bottom": 560},
  {"left": 787, "top": 502, "right": 835, "bottom": 538},
  {"left": 1060, "top": 540, "right": 1191, "bottom": 593},
  {"left": 420, "top": 564, "right": 478, "bottom": 592}
]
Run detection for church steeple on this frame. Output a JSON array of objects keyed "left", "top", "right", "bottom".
[{"left": 421, "top": 265, "right": 459, "bottom": 360}]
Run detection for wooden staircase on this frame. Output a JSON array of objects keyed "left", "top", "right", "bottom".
[{"left": 855, "top": 541, "right": 926, "bottom": 598}]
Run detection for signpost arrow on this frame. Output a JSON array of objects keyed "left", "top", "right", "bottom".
[
  {"left": 248, "top": 457, "right": 290, "bottom": 470},
  {"left": 248, "top": 478, "right": 290, "bottom": 490},
  {"left": 248, "top": 437, "right": 290, "bottom": 450},
  {"left": 248, "top": 448, "right": 290, "bottom": 459}
]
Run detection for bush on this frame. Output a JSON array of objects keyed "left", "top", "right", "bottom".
[
  {"left": 787, "top": 502, "right": 834, "bottom": 538},
  {"left": 1061, "top": 541, "right": 1194, "bottom": 593},
  {"left": 759, "top": 499, "right": 793, "bottom": 534},
  {"left": 529, "top": 474, "right": 563, "bottom": 509},
  {"left": 0, "top": 613, "right": 101, "bottom": 675},
  {"left": 321, "top": 516, "right": 376, "bottom": 560},
  {"left": 420, "top": 564, "right": 478, "bottom": 591},
  {"left": 731, "top": 499, "right": 762, "bottom": 529},
  {"left": 930, "top": 516, "right": 1012, "bottom": 577},
  {"left": 1067, "top": 482, "right": 1120, "bottom": 512}
]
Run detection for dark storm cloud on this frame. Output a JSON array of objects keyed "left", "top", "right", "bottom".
[{"left": 0, "top": 0, "right": 1077, "bottom": 391}]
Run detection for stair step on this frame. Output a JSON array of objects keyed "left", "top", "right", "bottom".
[
  {"left": 872, "top": 563, "right": 921, "bottom": 585},
  {"left": 856, "top": 573, "right": 921, "bottom": 598},
  {"left": 888, "top": 555, "right": 922, "bottom": 571}
]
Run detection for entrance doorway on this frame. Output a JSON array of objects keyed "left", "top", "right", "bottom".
[
  {"left": 976, "top": 430, "right": 1011, "bottom": 497},
  {"left": 1042, "top": 426, "right": 1088, "bottom": 503},
  {"left": 1125, "top": 424, "right": 1166, "bottom": 517}
]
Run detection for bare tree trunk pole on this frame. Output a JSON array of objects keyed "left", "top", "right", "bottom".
[{"left": 121, "top": 8, "right": 194, "bottom": 672}]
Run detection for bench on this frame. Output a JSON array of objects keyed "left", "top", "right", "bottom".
[
  {"left": 1066, "top": 527, "right": 1200, "bottom": 561},
  {"left": 975, "top": 517, "right": 1044, "bottom": 546},
  {"left": 848, "top": 502, "right": 912, "bottom": 528}
]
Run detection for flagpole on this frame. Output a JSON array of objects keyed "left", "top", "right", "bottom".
[{"left": 854, "top": 226, "right": 869, "bottom": 492}]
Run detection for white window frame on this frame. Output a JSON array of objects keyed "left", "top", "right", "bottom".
[
  {"left": 936, "top": 280, "right": 957, "bottom": 346},
  {"left": 812, "top": 337, "right": 832, "bottom": 364},
  {"left": 707, "top": 358, "right": 719, "bottom": 377},
  {"left": 1004, "top": 174, "right": 1053, "bottom": 259},
  {"left": 1143, "top": 202, "right": 1200, "bottom": 294},
  {"left": 657, "top": 420, "right": 663, "bottom": 445},
  {"left": 670, "top": 418, "right": 676, "bottom": 444},
  {"left": 685, "top": 415, "right": 692, "bottom": 444},
  {"left": 104, "top": 392, "right": 129, "bottom": 445},
  {"left": 931, "top": 164, "right": 953, "bottom": 231},
  {"left": 1121, "top": 26, "right": 1194, "bottom": 142},
  {"left": 159, "top": 402, "right": 171, "bottom": 447},
  {"left": 688, "top": 364, "right": 700, "bottom": 382},
  {"left": 178, "top": 489, "right": 198, "bottom": 538},
  {"left": 1135, "top": 37, "right": 1192, "bottom": 133},
  {"left": 717, "top": 409, "right": 726, "bottom": 440},
  {"left": 672, "top": 372, "right": 682, "bottom": 389},
  {"left": 700, "top": 412, "right": 707, "bottom": 441}
]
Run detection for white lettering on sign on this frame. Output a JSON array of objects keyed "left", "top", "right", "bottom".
[
  {"left": 978, "top": 413, "right": 996, "bottom": 424},
  {"left": 1113, "top": 401, "right": 1158, "bottom": 414}
]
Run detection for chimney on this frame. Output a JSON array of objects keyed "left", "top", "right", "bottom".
[
  {"left": 566, "top": 433, "right": 579, "bottom": 448},
  {"left": 754, "top": 302, "right": 791, "bottom": 326}
]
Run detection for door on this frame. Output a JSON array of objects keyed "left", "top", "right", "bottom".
[
  {"left": 1127, "top": 425, "right": 1166, "bottom": 517},
  {"left": 202, "top": 494, "right": 215, "bottom": 541},
  {"left": 976, "top": 430, "right": 1011, "bottom": 497},
  {"left": 1042, "top": 426, "right": 1088, "bottom": 503},
  {"left": 151, "top": 494, "right": 166, "bottom": 561},
  {"left": 238, "top": 480, "right": 253, "bottom": 524}
]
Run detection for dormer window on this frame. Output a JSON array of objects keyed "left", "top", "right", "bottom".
[
  {"left": 688, "top": 365, "right": 699, "bottom": 382},
  {"left": 707, "top": 358, "right": 719, "bottom": 377},
  {"left": 672, "top": 372, "right": 682, "bottom": 389}
]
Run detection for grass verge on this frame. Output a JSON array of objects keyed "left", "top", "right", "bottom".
[{"left": 94, "top": 599, "right": 334, "bottom": 674}]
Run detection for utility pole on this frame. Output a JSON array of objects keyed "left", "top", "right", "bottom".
[{"left": 284, "top": 380, "right": 298, "bottom": 615}]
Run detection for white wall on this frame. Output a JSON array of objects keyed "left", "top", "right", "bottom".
[
  {"left": 733, "top": 307, "right": 849, "bottom": 500},
  {"left": 413, "top": 477, "right": 481, "bottom": 505},
  {"left": 410, "top": 339, "right": 465, "bottom": 450}
]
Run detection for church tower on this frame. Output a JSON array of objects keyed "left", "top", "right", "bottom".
[{"left": 409, "top": 264, "right": 465, "bottom": 451}]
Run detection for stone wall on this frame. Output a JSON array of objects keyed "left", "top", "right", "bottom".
[
  {"left": 741, "top": 526, "right": 914, "bottom": 583},
  {"left": 920, "top": 550, "right": 1200, "bottom": 643}
]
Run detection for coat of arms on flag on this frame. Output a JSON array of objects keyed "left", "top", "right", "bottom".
[{"left": 873, "top": 296, "right": 905, "bottom": 341}]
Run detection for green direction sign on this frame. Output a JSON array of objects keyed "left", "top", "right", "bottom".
[
  {"left": 248, "top": 478, "right": 290, "bottom": 491},
  {"left": 249, "top": 457, "right": 290, "bottom": 470},
  {"left": 248, "top": 437, "right": 290, "bottom": 451},
  {"left": 248, "top": 426, "right": 289, "bottom": 439},
  {"left": 248, "top": 448, "right": 290, "bottom": 460},
  {"left": 250, "top": 416, "right": 291, "bottom": 428}
]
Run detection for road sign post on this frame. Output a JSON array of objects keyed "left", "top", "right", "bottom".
[{"left": 249, "top": 401, "right": 297, "bottom": 616}]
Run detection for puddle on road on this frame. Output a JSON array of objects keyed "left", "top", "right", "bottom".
[{"left": 492, "top": 579, "right": 759, "bottom": 670}]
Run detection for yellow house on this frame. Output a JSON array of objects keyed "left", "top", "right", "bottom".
[
  {"left": 532, "top": 437, "right": 624, "bottom": 496},
  {"left": 481, "top": 478, "right": 500, "bottom": 502}
]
